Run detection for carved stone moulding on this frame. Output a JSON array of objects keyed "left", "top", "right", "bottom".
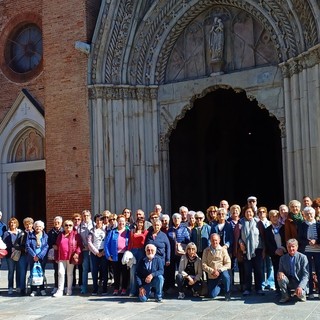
[{"left": 88, "top": 84, "right": 159, "bottom": 100}]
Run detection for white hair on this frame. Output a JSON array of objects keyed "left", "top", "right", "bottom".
[{"left": 34, "top": 220, "right": 45, "bottom": 229}]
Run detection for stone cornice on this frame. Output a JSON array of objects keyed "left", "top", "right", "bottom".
[
  {"left": 88, "top": 85, "right": 159, "bottom": 100},
  {"left": 279, "top": 44, "right": 320, "bottom": 78}
]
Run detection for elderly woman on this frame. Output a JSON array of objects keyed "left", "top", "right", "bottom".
[
  {"left": 264, "top": 210, "right": 286, "bottom": 293},
  {"left": 104, "top": 214, "right": 130, "bottom": 296},
  {"left": 166, "top": 213, "right": 190, "bottom": 293},
  {"left": 53, "top": 219, "right": 82, "bottom": 297},
  {"left": 2, "top": 217, "right": 21, "bottom": 295},
  {"left": 206, "top": 206, "right": 218, "bottom": 225},
  {"left": 176, "top": 242, "right": 202, "bottom": 299},
  {"left": 13, "top": 217, "right": 34, "bottom": 295},
  {"left": 278, "top": 204, "right": 289, "bottom": 225},
  {"left": 191, "top": 211, "right": 211, "bottom": 258},
  {"left": 285, "top": 200, "right": 304, "bottom": 241},
  {"left": 238, "top": 207, "right": 265, "bottom": 296},
  {"left": 26, "top": 220, "right": 48, "bottom": 296},
  {"left": 160, "top": 214, "right": 170, "bottom": 233},
  {"left": 312, "top": 198, "right": 320, "bottom": 222},
  {"left": 187, "top": 211, "right": 196, "bottom": 233},
  {"left": 298, "top": 206, "right": 320, "bottom": 299}
]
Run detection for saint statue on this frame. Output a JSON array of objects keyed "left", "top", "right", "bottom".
[{"left": 209, "top": 17, "right": 224, "bottom": 62}]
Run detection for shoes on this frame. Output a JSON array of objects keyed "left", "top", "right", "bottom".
[
  {"left": 155, "top": 298, "right": 163, "bottom": 303},
  {"left": 66, "top": 290, "right": 72, "bottom": 296},
  {"left": 120, "top": 289, "right": 126, "bottom": 296},
  {"left": 53, "top": 290, "right": 63, "bottom": 297},
  {"left": 279, "top": 295, "right": 290, "bottom": 303},
  {"left": 166, "top": 287, "right": 176, "bottom": 295},
  {"left": 257, "top": 290, "right": 265, "bottom": 296},
  {"left": 30, "top": 291, "right": 37, "bottom": 297},
  {"left": 51, "top": 288, "right": 58, "bottom": 294},
  {"left": 298, "top": 294, "right": 306, "bottom": 302},
  {"left": 102, "top": 291, "right": 108, "bottom": 296},
  {"left": 243, "top": 290, "right": 251, "bottom": 296},
  {"left": 193, "top": 291, "right": 200, "bottom": 297},
  {"left": 225, "top": 292, "right": 231, "bottom": 301},
  {"left": 16, "top": 288, "right": 21, "bottom": 293},
  {"left": 113, "top": 289, "right": 119, "bottom": 296},
  {"left": 92, "top": 291, "right": 98, "bottom": 296},
  {"left": 8, "top": 288, "right": 13, "bottom": 295},
  {"left": 20, "top": 289, "right": 26, "bottom": 296},
  {"left": 178, "top": 292, "right": 185, "bottom": 299},
  {"left": 308, "top": 293, "right": 315, "bottom": 299},
  {"left": 129, "top": 293, "right": 135, "bottom": 297}
]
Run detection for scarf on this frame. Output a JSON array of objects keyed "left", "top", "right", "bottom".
[
  {"left": 241, "top": 218, "right": 260, "bottom": 260},
  {"left": 289, "top": 212, "right": 304, "bottom": 224}
]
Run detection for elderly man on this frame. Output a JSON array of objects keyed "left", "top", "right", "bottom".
[
  {"left": 179, "top": 206, "right": 189, "bottom": 227},
  {"left": 202, "top": 233, "right": 231, "bottom": 300},
  {"left": 247, "top": 196, "right": 258, "bottom": 215},
  {"left": 191, "top": 211, "right": 211, "bottom": 258},
  {"left": 133, "top": 209, "right": 152, "bottom": 230},
  {"left": 277, "top": 238, "right": 309, "bottom": 303},
  {"left": 136, "top": 244, "right": 164, "bottom": 303}
]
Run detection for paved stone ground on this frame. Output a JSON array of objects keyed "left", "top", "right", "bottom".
[{"left": 0, "top": 261, "right": 320, "bottom": 320}]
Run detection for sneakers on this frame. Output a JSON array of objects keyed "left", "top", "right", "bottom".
[
  {"left": 53, "top": 290, "right": 63, "bottom": 297},
  {"left": 257, "top": 290, "right": 265, "bottom": 296},
  {"left": 120, "top": 289, "right": 126, "bottom": 296},
  {"left": 30, "top": 291, "right": 37, "bottom": 297},
  {"left": 243, "top": 290, "right": 251, "bottom": 296},
  {"left": 279, "top": 295, "right": 290, "bottom": 303},
  {"left": 112, "top": 289, "right": 119, "bottom": 296},
  {"left": 8, "top": 288, "right": 13, "bottom": 295},
  {"left": 225, "top": 292, "right": 231, "bottom": 301},
  {"left": 40, "top": 290, "right": 46, "bottom": 296},
  {"left": 298, "top": 294, "right": 307, "bottom": 302},
  {"left": 155, "top": 298, "right": 163, "bottom": 303},
  {"left": 66, "top": 290, "right": 72, "bottom": 296},
  {"left": 178, "top": 292, "right": 185, "bottom": 299}
]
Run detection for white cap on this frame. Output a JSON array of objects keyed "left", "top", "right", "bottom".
[{"left": 247, "top": 196, "right": 257, "bottom": 202}]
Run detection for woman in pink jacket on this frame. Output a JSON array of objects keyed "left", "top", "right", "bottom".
[{"left": 53, "top": 219, "right": 82, "bottom": 297}]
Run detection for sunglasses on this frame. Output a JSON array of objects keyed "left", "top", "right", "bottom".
[
  {"left": 195, "top": 217, "right": 203, "bottom": 220},
  {"left": 64, "top": 224, "right": 73, "bottom": 227}
]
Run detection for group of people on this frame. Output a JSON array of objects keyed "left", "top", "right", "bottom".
[{"left": 0, "top": 194, "right": 318, "bottom": 304}]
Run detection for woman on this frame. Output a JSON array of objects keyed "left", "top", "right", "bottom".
[
  {"left": 238, "top": 207, "right": 264, "bottom": 296},
  {"left": 167, "top": 213, "right": 190, "bottom": 292},
  {"left": 2, "top": 217, "right": 21, "bottom": 295},
  {"left": 144, "top": 219, "right": 170, "bottom": 266},
  {"left": 312, "top": 198, "right": 320, "bottom": 222},
  {"left": 278, "top": 204, "right": 289, "bottom": 225},
  {"left": 72, "top": 213, "right": 82, "bottom": 288},
  {"left": 187, "top": 211, "right": 196, "bottom": 234},
  {"left": 176, "top": 242, "right": 202, "bottom": 299},
  {"left": 26, "top": 220, "right": 48, "bottom": 296},
  {"left": 285, "top": 200, "right": 304, "bottom": 241},
  {"left": 88, "top": 214, "right": 107, "bottom": 295},
  {"left": 298, "top": 206, "right": 320, "bottom": 299},
  {"left": 128, "top": 217, "right": 148, "bottom": 296},
  {"left": 13, "top": 217, "right": 34, "bottom": 295},
  {"left": 47, "top": 216, "right": 64, "bottom": 294},
  {"left": 104, "top": 214, "right": 130, "bottom": 296},
  {"left": 264, "top": 210, "right": 286, "bottom": 293},
  {"left": 53, "top": 220, "right": 82, "bottom": 297},
  {"left": 206, "top": 206, "right": 218, "bottom": 225},
  {"left": 191, "top": 211, "right": 211, "bottom": 258},
  {"left": 122, "top": 208, "right": 133, "bottom": 227}
]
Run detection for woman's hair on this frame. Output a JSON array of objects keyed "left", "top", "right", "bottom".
[
  {"left": 312, "top": 198, "right": 320, "bottom": 208},
  {"left": 64, "top": 219, "right": 73, "bottom": 227},
  {"left": 133, "top": 217, "right": 145, "bottom": 232},
  {"left": 288, "top": 200, "right": 301, "bottom": 210},
  {"left": 117, "top": 214, "right": 125, "bottom": 221},
  {"left": 268, "top": 210, "right": 279, "bottom": 219},
  {"left": 206, "top": 205, "right": 218, "bottom": 221},
  {"left": 185, "top": 242, "right": 197, "bottom": 252},
  {"left": 72, "top": 213, "right": 81, "bottom": 220},
  {"left": 230, "top": 204, "right": 241, "bottom": 213},
  {"left": 8, "top": 217, "right": 19, "bottom": 228},
  {"left": 34, "top": 220, "right": 45, "bottom": 229},
  {"left": 23, "top": 217, "right": 34, "bottom": 225},
  {"left": 172, "top": 213, "right": 182, "bottom": 220}
]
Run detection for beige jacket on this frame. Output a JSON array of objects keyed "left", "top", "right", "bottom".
[
  {"left": 178, "top": 254, "right": 203, "bottom": 281},
  {"left": 202, "top": 245, "right": 231, "bottom": 279}
]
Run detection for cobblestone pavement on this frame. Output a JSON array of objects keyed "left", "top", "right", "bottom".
[{"left": 0, "top": 262, "right": 320, "bottom": 320}]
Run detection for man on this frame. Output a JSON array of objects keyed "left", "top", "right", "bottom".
[
  {"left": 0, "top": 211, "right": 7, "bottom": 238},
  {"left": 160, "top": 214, "right": 170, "bottom": 233},
  {"left": 277, "top": 238, "right": 309, "bottom": 303},
  {"left": 136, "top": 244, "right": 164, "bottom": 303},
  {"left": 179, "top": 206, "right": 189, "bottom": 227},
  {"left": 191, "top": 211, "right": 211, "bottom": 258},
  {"left": 219, "top": 200, "right": 230, "bottom": 219},
  {"left": 247, "top": 196, "right": 258, "bottom": 215},
  {"left": 79, "top": 209, "right": 95, "bottom": 294},
  {"left": 154, "top": 204, "right": 163, "bottom": 217},
  {"left": 202, "top": 233, "right": 231, "bottom": 301},
  {"left": 133, "top": 209, "right": 152, "bottom": 230},
  {"left": 303, "top": 196, "right": 312, "bottom": 208}
]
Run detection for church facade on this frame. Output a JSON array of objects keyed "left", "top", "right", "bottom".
[{"left": 1, "top": 0, "right": 320, "bottom": 225}]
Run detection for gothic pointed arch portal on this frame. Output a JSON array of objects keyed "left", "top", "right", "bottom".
[{"left": 169, "top": 87, "right": 284, "bottom": 211}]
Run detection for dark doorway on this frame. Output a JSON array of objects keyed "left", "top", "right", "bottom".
[
  {"left": 15, "top": 170, "right": 46, "bottom": 225},
  {"left": 169, "top": 88, "right": 284, "bottom": 212}
]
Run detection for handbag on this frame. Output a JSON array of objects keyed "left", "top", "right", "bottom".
[
  {"left": 47, "top": 248, "right": 55, "bottom": 261},
  {"left": 0, "top": 248, "right": 8, "bottom": 258},
  {"left": 69, "top": 252, "right": 82, "bottom": 265},
  {"left": 11, "top": 249, "right": 21, "bottom": 261},
  {"left": 31, "top": 261, "right": 44, "bottom": 286},
  {"left": 175, "top": 242, "right": 187, "bottom": 256}
]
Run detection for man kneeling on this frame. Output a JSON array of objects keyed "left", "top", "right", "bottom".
[{"left": 136, "top": 244, "right": 164, "bottom": 302}]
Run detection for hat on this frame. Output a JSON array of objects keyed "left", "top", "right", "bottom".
[{"left": 247, "top": 196, "right": 257, "bottom": 202}]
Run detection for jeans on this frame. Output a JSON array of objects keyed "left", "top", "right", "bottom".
[
  {"left": 139, "top": 275, "right": 164, "bottom": 302},
  {"left": 57, "top": 260, "right": 74, "bottom": 294},
  {"left": 129, "top": 248, "right": 144, "bottom": 295},
  {"left": 243, "top": 248, "right": 263, "bottom": 292},
  {"left": 18, "top": 254, "right": 28, "bottom": 291},
  {"left": 305, "top": 251, "right": 320, "bottom": 294},
  {"left": 81, "top": 250, "right": 92, "bottom": 293},
  {"left": 7, "top": 257, "right": 20, "bottom": 289},
  {"left": 90, "top": 253, "right": 108, "bottom": 293},
  {"left": 207, "top": 270, "right": 231, "bottom": 298},
  {"left": 176, "top": 273, "right": 202, "bottom": 293},
  {"left": 262, "top": 255, "right": 275, "bottom": 289}
]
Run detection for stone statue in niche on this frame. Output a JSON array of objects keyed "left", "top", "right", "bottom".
[{"left": 209, "top": 17, "right": 225, "bottom": 75}]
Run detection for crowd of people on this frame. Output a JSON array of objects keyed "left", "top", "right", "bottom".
[{"left": 0, "top": 194, "right": 319, "bottom": 304}]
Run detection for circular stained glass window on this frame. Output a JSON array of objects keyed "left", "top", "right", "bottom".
[{"left": 7, "top": 24, "right": 42, "bottom": 73}]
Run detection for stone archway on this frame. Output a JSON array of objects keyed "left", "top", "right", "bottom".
[{"left": 169, "top": 87, "right": 284, "bottom": 211}]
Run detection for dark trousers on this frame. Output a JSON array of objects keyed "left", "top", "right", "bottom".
[
  {"left": 112, "top": 253, "right": 129, "bottom": 291},
  {"left": 243, "top": 248, "right": 263, "bottom": 292}
]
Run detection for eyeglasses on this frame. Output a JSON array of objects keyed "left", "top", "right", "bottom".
[
  {"left": 195, "top": 217, "right": 203, "bottom": 220},
  {"left": 64, "top": 224, "right": 73, "bottom": 227},
  {"left": 109, "top": 218, "right": 116, "bottom": 221}
]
